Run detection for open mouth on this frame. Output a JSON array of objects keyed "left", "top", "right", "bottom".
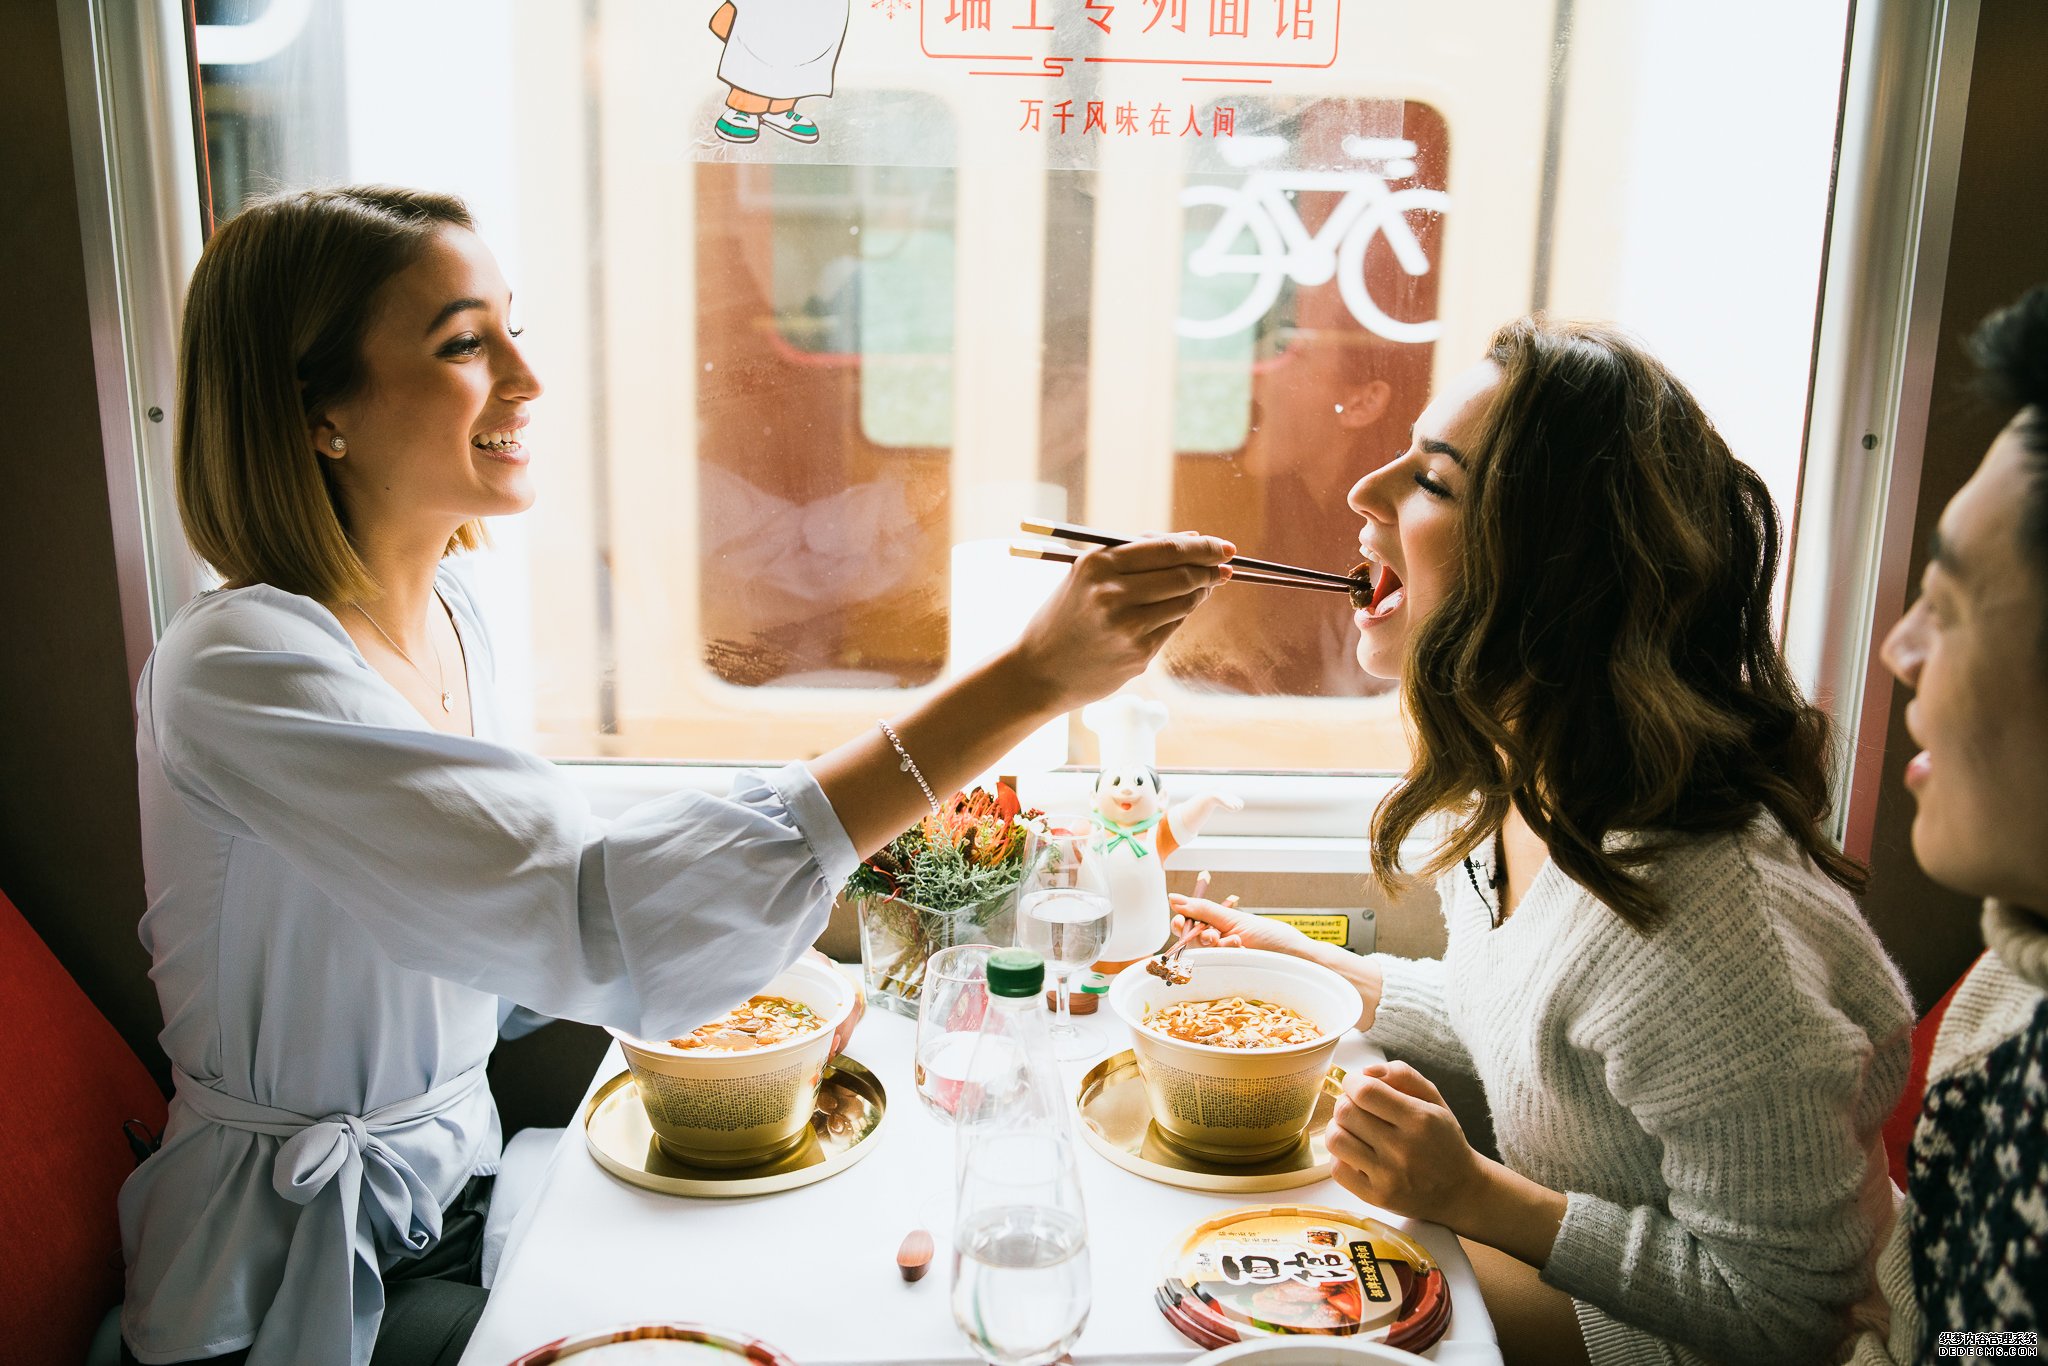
[{"left": 1351, "top": 555, "right": 1405, "bottom": 622}]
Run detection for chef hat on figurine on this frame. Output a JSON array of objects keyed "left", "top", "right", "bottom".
[{"left": 1083, "top": 696, "right": 1169, "bottom": 780}]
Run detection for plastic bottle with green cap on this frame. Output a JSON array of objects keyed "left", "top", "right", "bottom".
[
  {"left": 958, "top": 949, "right": 1061, "bottom": 1135},
  {"left": 952, "top": 948, "right": 1092, "bottom": 1361},
  {"left": 985, "top": 947, "right": 1046, "bottom": 999}
]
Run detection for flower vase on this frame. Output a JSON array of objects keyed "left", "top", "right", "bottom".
[{"left": 850, "top": 887, "right": 1017, "bottom": 1017}]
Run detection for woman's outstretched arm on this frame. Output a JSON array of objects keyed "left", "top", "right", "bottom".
[{"left": 810, "top": 533, "right": 1233, "bottom": 855}]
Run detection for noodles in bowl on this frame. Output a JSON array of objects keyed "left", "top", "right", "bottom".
[
  {"left": 669, "top": 995, "right": 827, "bottom": 1052},
  {"left": 1142, "top": 996, "right": 1323, "bottom": 1049}
]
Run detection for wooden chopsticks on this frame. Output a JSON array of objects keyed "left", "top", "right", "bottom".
[{"left": 1012, "top": 520, "right": 1367, "bottom": 603}]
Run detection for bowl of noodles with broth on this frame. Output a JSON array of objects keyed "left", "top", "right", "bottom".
[
  {"left": 607, "top": 956, "right": 855, "bottom": 1168},
  {"left": 1111, "top": 948, "right": 1361, "bottom": 1164}
]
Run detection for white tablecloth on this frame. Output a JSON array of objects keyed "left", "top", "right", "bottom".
[{"left": 461, "top": 994, "right": 1503, "bottom": 1366}]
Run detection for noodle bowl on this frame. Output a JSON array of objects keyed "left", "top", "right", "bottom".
[
  {"left": 609, "top": 957, "right": 854, "bottom": 1167},
  {"left": 1111, "top": 948, "right": 1360, "bottom": 1163}
]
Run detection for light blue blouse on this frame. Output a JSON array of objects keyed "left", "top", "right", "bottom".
[{"left": 120, "top": 568, "right": 858, "bottom": 1366}]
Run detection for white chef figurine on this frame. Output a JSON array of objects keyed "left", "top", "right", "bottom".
[{"left": 1081, "top": 697, "right": 1243, "bottom": 969}]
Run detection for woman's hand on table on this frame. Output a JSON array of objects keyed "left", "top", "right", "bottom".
[
  {"left": 1170, "top": 894, "right": 1384, "bottom": 1028},
  {"left": 1328, "top": 1060, "right": 1486, "bottom": 1224},
  {"left": 1328, "top": 1060, "right": 1567, "bottom": 1268}
]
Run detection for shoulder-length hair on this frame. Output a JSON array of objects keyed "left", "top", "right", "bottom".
[
  {"left": 1370, "top": 318, "right": 1863, "bottom": 929},
  {"left": 176, "top": 185, "right": 480, "bottom": 603}
]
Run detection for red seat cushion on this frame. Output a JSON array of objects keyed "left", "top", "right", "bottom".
[
  {"left": 1881, "top": 956, "right": 1980, "bottom": 1190},
  {"left": 0, "top": 888, "right": 166, "bottom": 1364}
]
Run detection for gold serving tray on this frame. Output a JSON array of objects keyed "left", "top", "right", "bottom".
[
  {"left": 1075, "top": 1049, "right": 1343, "bottom": 1193},
  {"left": 583, "top": 1057, "right": 885, "bottom": 1198}
]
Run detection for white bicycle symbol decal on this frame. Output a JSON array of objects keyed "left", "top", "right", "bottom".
[{"left": 1178, "top": 135, "right": 1451, "bottom": 344}]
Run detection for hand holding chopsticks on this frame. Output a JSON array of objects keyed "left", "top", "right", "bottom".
[
  {"left": 1014, "top": 520, "right": 1372, "bottom": 608},
  {"left": 996, "top": 529, "right": 1235, "bottom": 712}
]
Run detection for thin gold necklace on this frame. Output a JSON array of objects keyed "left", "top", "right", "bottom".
[{"left": 353, "top": 598, "right": 453, "bottom": 713}]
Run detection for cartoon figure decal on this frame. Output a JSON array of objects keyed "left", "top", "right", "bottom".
[{"left": 709, "top": 0, "right": 849, "bottom": 145}]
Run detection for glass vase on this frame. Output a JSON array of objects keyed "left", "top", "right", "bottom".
[{"left": 851, "top": 887, "right": 1017, "bottom": 1018}]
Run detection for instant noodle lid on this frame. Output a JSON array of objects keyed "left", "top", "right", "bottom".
[{"left": 1155, "top": 1205, "right": 1451, "bottom": 1352}]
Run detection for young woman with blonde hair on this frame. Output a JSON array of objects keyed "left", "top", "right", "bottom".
[
  {"left": 123, "top": 184, "right": 1234, "bottom": 1366},
  {"left": 1177, "top": 319, "right": 1913, "bottom": 1366}
]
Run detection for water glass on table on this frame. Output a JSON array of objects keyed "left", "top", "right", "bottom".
[
  {"left": 914, "top": 943, "right": 997, "bottom": 1123},
  {"left": 1016, "top": 825, "right": 1111, "bottom": 1061},
  {"left": 899, "top": 944, "right": 1000, "bottom": 1284}
]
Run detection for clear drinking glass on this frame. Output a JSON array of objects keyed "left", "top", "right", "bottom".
[
  {"left": 952, "top": 1128, "right": 1092, "bottom": 1365},
  {"left": 1015, "top": 825, "right": 1112, "bottom": 1061},
  {"left": 913, "top": 943, "right": 996, "bottom": 1123}
]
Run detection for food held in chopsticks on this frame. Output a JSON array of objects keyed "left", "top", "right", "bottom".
[
  {"left": 1149, "top": 871, "right": 1214, "bottom": 985},
  {"left": 1148, "top": 922, "right": 1203, "bottom": 985},
  {"left": 1013, "top": 520, "right": 1374, "bottom": 608},
  {"left": 1141, "top": 996, "right": 1323, "bottom": 1049},
  {"left": 668, "top": 995, "right": 827, "bottom": 1051}
]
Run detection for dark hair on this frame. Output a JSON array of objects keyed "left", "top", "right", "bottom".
[
  {"left": 1965, "top": 284, "right": 2048, "bottom": 620},
  {"left": 1369, "top": 318, "right": 1864, "bottom": 930},
  {"left": 177, "top": 185, "right": 478, "bottom": 602}
]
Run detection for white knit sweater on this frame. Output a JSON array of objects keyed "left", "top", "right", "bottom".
[{"left": 1365, "top": 817, "right": 1913, "bottom": 1365}]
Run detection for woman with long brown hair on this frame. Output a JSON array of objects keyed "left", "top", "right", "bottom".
[{"left": 1175, "top": 319, "right": 1913, "bottom": 1366}]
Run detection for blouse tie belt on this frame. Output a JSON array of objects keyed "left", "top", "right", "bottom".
[{"left": 170, "top": 1062, "right": 491, "bottom": 1366}]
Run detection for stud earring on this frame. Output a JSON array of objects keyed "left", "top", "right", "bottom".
[{"left": 329, "top": 436, "right": 347, "bottom": 453}]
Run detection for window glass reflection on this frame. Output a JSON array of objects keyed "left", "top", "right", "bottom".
[
  {"left": 697, "top": 127, "right": 956, "bottom": 688},
  {"left": 1165, "top": 98, "right": 1446, "bottom": 700}
]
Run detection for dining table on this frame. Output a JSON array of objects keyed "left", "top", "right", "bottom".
[{"left": 459, "top": 974, "right": 1505, "bottom": 1366}]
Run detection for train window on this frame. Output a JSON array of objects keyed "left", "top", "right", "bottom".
[
  {"left": 697, "top": 149, "right": 957, "bottom": 691},
  {"left": 178, "top": 0, "right": 1852, "bottom": 779}
]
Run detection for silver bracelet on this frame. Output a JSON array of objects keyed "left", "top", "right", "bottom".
[{"left": 877, "top": 719, "right": 942, "bottom": 816}]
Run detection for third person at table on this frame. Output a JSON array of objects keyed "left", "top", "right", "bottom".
[{"left": 1174, "top": 318, "right": 1912, "bottom": 1366}]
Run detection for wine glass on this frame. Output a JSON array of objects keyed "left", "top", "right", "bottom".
[
  {"left": 1016, "top": 825, "right": 1112, "bottom": 1061},
  {"left": 914, "top": 943, "right": 996, "bottom": 1123}
]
